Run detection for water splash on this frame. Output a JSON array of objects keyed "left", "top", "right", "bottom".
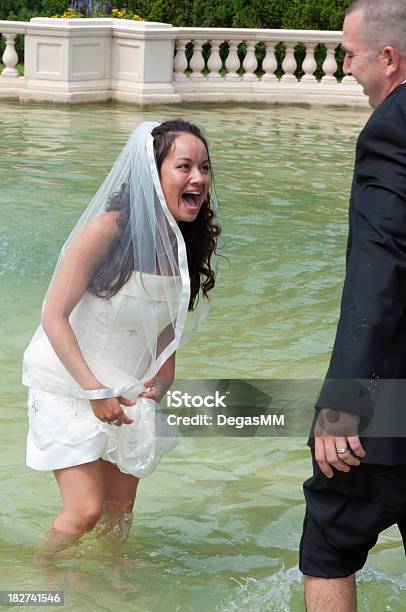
[
  {"left": 358, "top": 567, "right": 406, "bottom": 612},
  {"left": 219, "top": 566, "right": 302, "bottom": 612},
  {"left": 220, "top": 566, "right": 406, "bottom": 612}
]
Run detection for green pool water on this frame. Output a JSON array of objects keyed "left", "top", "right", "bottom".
[{"left": 1, "top": 101, "right": 405, "bottom": 611}]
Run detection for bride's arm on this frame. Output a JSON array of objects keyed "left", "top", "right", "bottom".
[
  {"left": 42, "top": 212, "right": 134, "bottom": 425},
  {"left": 41, "top": 212, "right": 119, "bottom": 391}
]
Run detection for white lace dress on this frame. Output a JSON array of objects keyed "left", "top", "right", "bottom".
[{"left": 23, "top": 273, "right": 180, "bottom": 477}]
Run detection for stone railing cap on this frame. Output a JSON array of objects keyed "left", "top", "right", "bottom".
[
  {"left": 30, "top": 17, "right": 172, "bottom": 29},
  {"left": 0, "top": 20, "right": 28, "bottom": 33},
  {"left": 174, "top": 26, "right": 342, "bottom": 43}
]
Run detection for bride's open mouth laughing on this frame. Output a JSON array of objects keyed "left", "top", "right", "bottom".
[{"left": 181, "top": 190, "right": 202, "bottom": 213}]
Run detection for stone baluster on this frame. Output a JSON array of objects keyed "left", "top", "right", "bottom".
[
  {"left": 1, "top": 33, "right": 19, "bottom": 78},
  {"left": 301, "top": 43, "right": 317, "bottom": 82},
  {"left": 242, "top": 41, "right": 258, "bottom": 81},
  {"left": 190, "top": 40, "right": 206, "bottom": 80},
  {"left": 173, "top": 39, "right": 189, "bottom": 81},
  {"left": 322, "top": 44, "right": 338, "bottom": 83},
  {"left": 207, "top": 40, "right": 223, "bottom": 80},
  {"left": 225, "top": 40, "right": 241, "bottom": 81},
  {"left": 281, "top": 43, "right": 297, "bottom": 81},
  {"left": 261, "top": 42, "right": 278, "bottom": 81}
]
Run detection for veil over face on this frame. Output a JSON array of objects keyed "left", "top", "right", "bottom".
[{"left": 23, "top": 121, "right": 220, "bottom": 401}]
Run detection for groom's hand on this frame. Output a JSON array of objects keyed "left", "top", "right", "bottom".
[
  {"left": 314, "top": 408, "right": 366, "bottom": 478},
  {"left": 139, "top": 376, "right": 173, "bottom": 404}
]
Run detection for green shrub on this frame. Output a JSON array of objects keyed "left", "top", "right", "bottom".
[
  {"left": 0, "top": 1, "right": 353, "bottom": 67},
  {"left": 0, "top": 0, "right": 355, "bottom": 25}
]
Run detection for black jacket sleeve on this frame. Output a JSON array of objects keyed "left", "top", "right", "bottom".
[{"left": 316, "top": 118, "right": 406, "bottom": 416}]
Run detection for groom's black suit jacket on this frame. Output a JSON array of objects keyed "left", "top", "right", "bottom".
[{"left": 314, "top": 83, "right": 406, "bottom": 465}]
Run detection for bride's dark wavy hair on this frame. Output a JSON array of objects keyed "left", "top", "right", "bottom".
[{"left": 87, "top": 119, "right": 221, "bottom": 310}]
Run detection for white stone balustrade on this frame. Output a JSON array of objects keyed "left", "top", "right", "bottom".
[
  {"left": 0, "top": 19, "right": 367, "bottom": 107},
  {"left": 1, "top": 17, "right": 180, "bottom": 104},
  {"left": 169, "top": 27, "right": 365, "bottom": 106}
]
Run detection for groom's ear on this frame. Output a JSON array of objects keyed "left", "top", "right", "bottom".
[{"left": 381, "top": 46, "right": 400, "bottom": 77}]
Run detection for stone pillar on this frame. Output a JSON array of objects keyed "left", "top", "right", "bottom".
[
  {"left": 21, "top": 17, "right": 180, "bottom": 104},
  {"left": 111, "top": 20, "right": 180, "bottom": 103}
]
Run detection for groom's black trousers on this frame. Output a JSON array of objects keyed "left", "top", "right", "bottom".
[{"left": 299, "top": 453, "right": 406, "bottom": 577}]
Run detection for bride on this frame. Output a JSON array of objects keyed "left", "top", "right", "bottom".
[{"left": 22, "top": 119, "right": 220, "bottom": 551}]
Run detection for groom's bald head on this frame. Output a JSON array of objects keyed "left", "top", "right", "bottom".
[{"left": 346, "top": 0, "right": 406, "bottom": 58}]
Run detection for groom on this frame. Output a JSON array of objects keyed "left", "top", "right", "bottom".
[{"left": 300, "top": 1, "right": 406, "bottom": 610}]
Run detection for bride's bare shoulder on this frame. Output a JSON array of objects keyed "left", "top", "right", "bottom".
[{"left": 81, "top": 210, "right": 122, "bottom": 242}]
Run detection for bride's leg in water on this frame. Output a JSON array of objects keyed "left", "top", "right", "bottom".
[
  {"left": 41, "top": 460, "right": 105, "bottom": 556},
  {"left": 96, "top": 459, "right": 139, "bottom": 549}
]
